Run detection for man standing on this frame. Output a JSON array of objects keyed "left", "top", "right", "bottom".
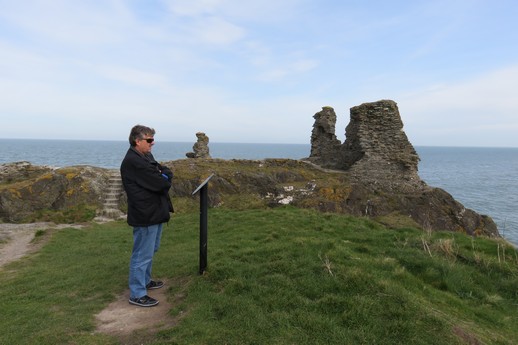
[{"left": 120, "top": 125, "right": 174, "bottom": 307}]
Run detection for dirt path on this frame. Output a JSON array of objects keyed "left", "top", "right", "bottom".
[
  {"left": 0, "top": 222, "right": 180, "bottom": 343},
  {"left": 0, "top": 222, "right": 56, "bottom": 268},
  {"left": 0, "top": 222, "right": 90, "bottom": 269},
  {"left": 95, "top": 281, "right": 178, "bottom": 344}
]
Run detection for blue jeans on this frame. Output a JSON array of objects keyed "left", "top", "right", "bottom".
[{"left": 129, "top": 223, "right": 163, "bottom": 299}]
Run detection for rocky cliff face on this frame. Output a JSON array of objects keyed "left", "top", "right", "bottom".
[
  {"left": 306, "top": 99, "right": 498, "bottom": 238},
  {"left": 162, "top": 157, "right": 498, "bottom": 238},
  {"left": 0, "top": 157, "right": 499, "bottom": 238},
  {"left": 0, "top": 100, "right": 500, "bottom": 239},
  {"left": 0, "top": 162, "right": 111, "bottom": 222}
]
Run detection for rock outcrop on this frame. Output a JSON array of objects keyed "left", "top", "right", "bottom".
[
  {"left": 162, "top": 157, "right": 498, "bottom": 238},
  {"left": 0, "top": 162, "right": 112, "bottom": 222},
  {"left": 305, "top": 99, "right": 498, "bottom": 238},
  {"left": 186, "top": 132, "right": 211, "bottom": 159},
  {"left": 0, "top": 100, "right": 500, "bottom": 240}
]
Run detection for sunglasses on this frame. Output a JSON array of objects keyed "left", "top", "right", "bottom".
[{"left": 141, "top": 138, "right": 154, "bottom": 143}]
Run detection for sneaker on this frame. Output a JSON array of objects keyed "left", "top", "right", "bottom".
[
  {"left": 146, "top": 280, "right": 164, "bottom": 290},
  {"left": 129, "top": 295, "right": 159, "bottom": 307}
]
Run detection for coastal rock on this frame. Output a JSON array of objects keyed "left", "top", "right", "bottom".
[
  {"left": 186, "top": 132, "right": 211, "bottom": 159},
  {"left": 0, "top": 163, "right": 111, "bottom": 222},
  {"left": 162, "top": 157, "right": 498, "bottom": 238},
  {"left": 304, "top": 99, "right": 498, "bottom": 237},
  {"left": 0, "top": 100, "right": 500, "bottom": 240},
  {"left": 0, "top": 161, "right": 54, "bottom": 183}
]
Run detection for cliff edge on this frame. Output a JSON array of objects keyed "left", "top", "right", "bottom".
[
  {"left": 305, "top": 99, "right": 497, "bottom": 237},
  {"left": 0, "top": 100, "right": 499, "bottom": 239}
]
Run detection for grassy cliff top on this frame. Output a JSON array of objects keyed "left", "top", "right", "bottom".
[{"left": 1, "top": 207, "right": 516, "bottom": 344}]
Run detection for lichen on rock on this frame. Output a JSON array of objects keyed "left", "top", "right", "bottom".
[{"left": 0, "top": 163, "right": 111, "bottom": 222}]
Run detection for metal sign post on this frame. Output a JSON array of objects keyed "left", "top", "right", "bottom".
[{"left": 192, "top": 174, "right": 215, "bottom": 275}]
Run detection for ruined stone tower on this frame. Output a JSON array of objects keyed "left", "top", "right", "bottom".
[
  {"left": 343, "top": 100, "right": 420, "bottom": 180},
  {"left": 307, "top": 106, "right": 343, "bottom": 169},
  {"left": 308, "top": 99, "right": 420, "bottom": 180}
]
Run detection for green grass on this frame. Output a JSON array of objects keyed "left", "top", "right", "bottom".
[
  {"left": 21, "top": 204, "right": 98, "bottom": 223},
  {"left": 1, "top": 207, "right": 517, "bottom": 344}
]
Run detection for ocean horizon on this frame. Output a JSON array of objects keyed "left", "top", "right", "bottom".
[
  {"left": 1, "top": 139, "right": 517, "bottom": 246},
  {"left": 0, "top": 139, "right": 313, "bottom": 168}
]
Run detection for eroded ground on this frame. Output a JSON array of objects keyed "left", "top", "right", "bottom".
[{"left": 0, "top": 223, "right": 180, "bottom": 344}]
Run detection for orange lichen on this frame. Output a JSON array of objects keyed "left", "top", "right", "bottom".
[
  {"left": 9, "top": 188, "right": 22, "bottom": 198},
  {"left": 318, "top": 187, "right": 351, "bottom": 201}
]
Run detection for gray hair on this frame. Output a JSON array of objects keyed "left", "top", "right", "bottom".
[{"left": 129, "top": 125, "right": 156, "bottom": 146}]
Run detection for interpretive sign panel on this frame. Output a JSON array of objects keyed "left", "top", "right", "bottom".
[{"left": 192, "top": 174, "right": 215, "bottom": 274}]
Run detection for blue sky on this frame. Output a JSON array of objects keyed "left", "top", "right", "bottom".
[{"left": 1, "top": 0, "right": 517, "bottom": 147}]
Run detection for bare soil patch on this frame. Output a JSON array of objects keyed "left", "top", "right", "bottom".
[
  {"left": 0, "top": 222, "right": 184, "bottom": 343},
  {"left": 95, "top": 282, "right": 178, "bottom": 344},
  {"left": 0, "top": 222, "right": 83, "bottom": 269}
]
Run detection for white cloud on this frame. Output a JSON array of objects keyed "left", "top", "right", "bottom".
[
  {"left": 165, "top": 0, "right": 224, "bottom": 16},
  {"left": 401, "top": 64, "right": 518, "bottom": 119},
  {"left": 397, "top": 64, "right": 518, "bottom": 147},
  {"left": 1, "top": 0, "right": 517, "bottom": 147},
  {"left": 190, "top": 16, "right": 246, "bottom": 45},
  {"left": 165, "top": 0, "right": 305, "bottom": 22},
  {"left": 0, "top": 0, "right": 131, "bottom": 45},
  {"left": 91, "top": 64, "right": 171, "bottom": 90},
  {"left": 257, "top": 58, "right": 318, "bottom": 82}
]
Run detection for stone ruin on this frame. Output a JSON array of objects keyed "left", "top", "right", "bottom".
[
  {"left": 186, "top": 132, "right": 211, "bottom": 159},
  {"left": 307, "top": 99, "right": 420, "bottom": 182},
  {"left": 305, "top": 99, "right": 498, "bottom": 237},
  {"left": 307, "top": 106, "right": 343, "bottom": 169},
  {"left": 0, "top": 101, "right": 499, "bottom": 237}
]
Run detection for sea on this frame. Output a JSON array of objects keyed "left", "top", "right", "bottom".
[{"left": 1, "top": 139, "right": 517, "bottom": 246}]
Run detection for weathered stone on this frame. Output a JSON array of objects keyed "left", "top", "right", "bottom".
[
  {"left": 307, "top": 106, "right": 343, "bottom": 169},
  {"left": 304, "top": 99, "right": 499, "bottom": 238},
  {"left": 307, "top": 100, "right": 419, "bottom": 177},
  {"left": 0, "top": 163, "right": 111, "bottom": 222},
  {"left": 0, "top": 100, "right": 501, "bottom": 240},
  {"left": 0, "top": 161, "right": 54, "bottom": 184},
  {"left": 186, "top": 132, "right": 211, "bottom": 159},
  {"left": 343, "top": 100, "right": 420, "bottom": 180}
]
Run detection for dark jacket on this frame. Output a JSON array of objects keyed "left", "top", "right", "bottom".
[{"left": 120, "top": 147, "right": 174, "bottom": 227}]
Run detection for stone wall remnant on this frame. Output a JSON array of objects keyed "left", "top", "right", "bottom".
[
  {"left": 304, "top": 99, "right": 499, "bottom": 238},
  {"left": 343, "top": 100, "right": 420, "bottom": 180},
  {"left": 307, "top": 106, "right": 343, "bottom": 169},
  {"left": 186, "top": 132, "right": 211, "bottom": 159},
  {"left": 307, "top": 99, "right": 419, "bottom": 179}
]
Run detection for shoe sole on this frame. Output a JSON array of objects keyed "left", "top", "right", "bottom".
[{"left": 128, "top": 299, "right": 159, "bottom": 307}]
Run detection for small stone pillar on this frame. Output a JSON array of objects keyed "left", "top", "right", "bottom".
[{"left": 186, "top": 132, "right": 211, "bottom": 159}]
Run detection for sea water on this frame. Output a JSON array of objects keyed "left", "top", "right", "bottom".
[
  {"left": 0, "top": 139, "right": 311, "bottom": 168},
  {"left": 416, "top": 146, "right": 518, "bottom": 246},
  {"left": 1, "top": 139, "right": 516, "bottom": 245}
]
